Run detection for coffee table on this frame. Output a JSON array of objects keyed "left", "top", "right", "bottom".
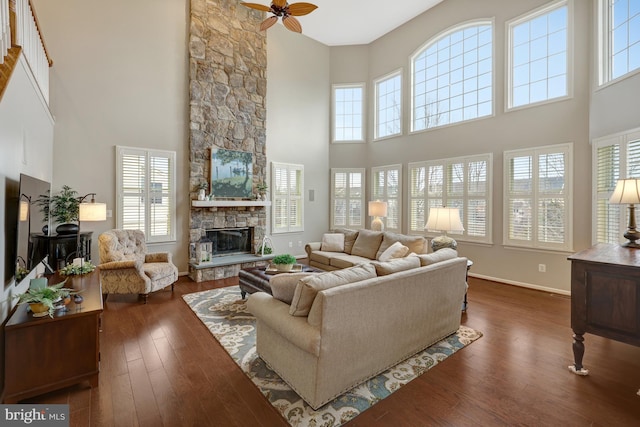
[{"left": 239, "top": 264, "right": 324, "bottom": 299}]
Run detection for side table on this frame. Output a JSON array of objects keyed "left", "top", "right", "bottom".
[{"left": 463, "top": 259, "right": 473, "bottom": 312}]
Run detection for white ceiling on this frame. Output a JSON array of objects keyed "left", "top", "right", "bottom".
[{"left": 286, "top": 0, "right": 444, "bottom": 46}]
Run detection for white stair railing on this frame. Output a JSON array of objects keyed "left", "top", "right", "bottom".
[
  {"left": 0, "top": 0, "right": 9, "bottom": 64},
  {"left": 15, "top": 0, "right": 50, "bottom": 103}
]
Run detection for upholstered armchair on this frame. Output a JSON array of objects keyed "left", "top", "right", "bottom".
[{"left": 98, "top": 229, "right": 178, "bottom": 303}]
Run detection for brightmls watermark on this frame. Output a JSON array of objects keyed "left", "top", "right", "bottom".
[{"left": 1, "top": 405, "right": 69, "bottom": 426}]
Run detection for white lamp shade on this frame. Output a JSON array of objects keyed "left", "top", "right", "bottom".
[
  {"left": 609, "top": 179, "right": 640, "bottom": 204},
  {"left": 425, "top": 207, "right": 464, "bottom": 233},
  {"left": 19, "top": 200, "right": 29, "bottom": 222},
  {"left": 368, "top": 201, "right": 388, "bottom": 217},
  {"left": 79, "top": 202, "right": 107, "bottom": 221}
]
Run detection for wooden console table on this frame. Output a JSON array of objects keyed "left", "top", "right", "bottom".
[
  {"left": 3, "top": 271, "right": 103, "bottom": 403},
  {"left": 29, "top": 232, "right": 93, "bottom": 270},
  {"left": 568, "top": 243, "right": 640, "bottom": 375}
]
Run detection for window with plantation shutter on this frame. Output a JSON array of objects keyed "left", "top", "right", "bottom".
[
  {"left": 504, "top": 143, "right": 572, "bottom": 251},
  {"left": 272, "top": 162, "right": 304, "bottom": 234},
  {"left": 116, "top": 146, "right": 176, "bottom": 243},
  {"left": 331, "top": 168, "right": 365, "bottom": 229},
  {"left": 409, "top": 154, "right": 492, "bottom": 244},
  {"left": 592, "top": 128, "right": 640, "bottom": 245},
  {"left": 371, "top": 165, "right": 402, "bottom": 232}
]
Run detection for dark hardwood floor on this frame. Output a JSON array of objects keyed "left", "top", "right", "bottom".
[{"left": 22, "top": 274, "right": 640, "bottom": 426}]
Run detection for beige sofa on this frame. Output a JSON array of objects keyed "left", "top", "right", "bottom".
[
  {"left": 247, "top": 249, "right": 466, "bottom": 409},
  {"left": 305, "top": 228, "right": 429, "bottom": 271}
]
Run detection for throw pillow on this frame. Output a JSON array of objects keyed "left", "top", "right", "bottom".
[
  {"left": 417, "top": 248, "right": 458, "bottom": 266},
  {"left": 332, "top": 228, "right": 359, "bottom": 254},
  {"left": 320, "top": 233, "right": 345, "bottom": 252},
  {"left": 377, "top": 241, "right": 409, "bottom": 262},
  {"left": 270, "top": 272, "right": 318, "bottom": 305},
  {"left": 289, "top": 264, "right": 377, "bottom": 316},
  {"left": 375, "top": 232, "right": 427, "bottom": 259},
  {"left": 351, "top": 229, "right": 384, "bottom": 259},
  {"left": 371, "top": 256, "right": 420, "bottom": 276}
]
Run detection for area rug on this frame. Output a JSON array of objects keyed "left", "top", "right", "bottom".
[{"left": 183, "top": 287, "right": 482, "bottom": 427}]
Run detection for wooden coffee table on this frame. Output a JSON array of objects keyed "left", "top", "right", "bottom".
[{"left": 239, "top": 264, "right": 324, "bottom": 299}]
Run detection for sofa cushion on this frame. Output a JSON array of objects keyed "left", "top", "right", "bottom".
[
  {"left": 417, "top": 248, "right": 458, "bottom": 266},
  {"left": 376, "top": 232, "right": 427, "bottom": 259},
  {"left": 332, "top": 228, "right": 359, "bottom": 254},
  {"left": 271, "top": 272, "right": 318, "bottom": 305},
  {"left": 320, "top": 233, "right": 345, "bottom": 252},
  {"left": 329, "top": 254, "right": 371, "bottom": 269},
  {"left": 309, "top": 250, "right": 336, "bottom": 265},
  {"left": 377, "top": 241, "right": 409, "bottom": 262},
  {"left": 370, "top": 256, "right": 421, "bottom": 276},
  {"left": 351, "top": 229, "right": 384, "bottom": 259},
  {"left": 289, "top": 264, "right": 377, "bottom": 316}
]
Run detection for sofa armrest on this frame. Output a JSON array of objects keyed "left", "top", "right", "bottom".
[
  {"left": 247, "top": 292, "right": 321, "bottom": 357},
  {"left": 305, "top": 242, "right": 322, "bottom": 258},
  {"left": 99, "top": 260, "right": 143, "bottom": 271},
  {"left": 145, "top": 252, "right": 172, "bottom": 263}
]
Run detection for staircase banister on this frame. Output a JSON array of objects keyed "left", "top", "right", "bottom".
[{"left": 26, "top": 0, "right": 52, "bottom": 66}]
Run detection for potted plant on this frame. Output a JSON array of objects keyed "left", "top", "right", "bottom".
[
  {"left": 272, "top": 254, "right": 297, "bottom": 272},
  {"left": 14, "top": 280, "right": 78, "bottom": 318},
  {"left": 197, "top": 182, "right": 208, "bottom": 201},
  {"left": 37, "top": 185, "right": 80, "bottom": 234},
  {"left": 256, "top": 181, "right": 268, "bottom": 200}
]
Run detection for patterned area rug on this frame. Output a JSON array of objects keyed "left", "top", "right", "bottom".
[{"left": 183, "top": 287, "right": 482, "bottom": 427}]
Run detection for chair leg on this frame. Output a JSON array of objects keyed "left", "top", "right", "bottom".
[
  {"left": 139, "top": 293, "right": 149, "bottom": 304},
  {"left": 171, "top": 282, "right": 174, "bottom": 292}
]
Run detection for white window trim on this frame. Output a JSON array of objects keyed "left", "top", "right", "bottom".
[
  {"left": 332, "top": 83, "right": 366, "bottom": 143},
  {"left": 408, "top": 154, "right": 493, "bottom": 244},
  {"left": 115, "top": 146, "right": 176, "bottom": 243},
  {"left": 505, "top": 0, "right": 574, "bottom": 112},
  {"left": 409, "top": 19, "right": 495, "bottom": 134},
  {"left": 596, "top": 0, "right": 640, "bottom": 87},
  {"left": 373, "top": 69, "right": 403, "bottom": 141},
  {"left": 271, "top": 162, "right": 304, "bottom": 234},
  {"left": 330, "top": 168, "right": 366, "bottom": 230},
  {"left": 503, "top": 142, "right": 573, "bottom": 252},
  {"left": 371, "top": 164, "right": 403, "bottom": 233},
  {"left": 592, "top": 127, "right": 640, "bottom": 245}
]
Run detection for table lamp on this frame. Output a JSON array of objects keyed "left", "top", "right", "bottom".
[
  {"left": 368, "top": 201, "right": 388, "bottom": 231},
  {"left": 609, "top": 178, "right": 640, "bottom": 248},
  {"left": 425, "top": 207, "right": 464, "bottom": 251},
  {"left": 75, "top": 193, "right": 107, "bottom": 265}
]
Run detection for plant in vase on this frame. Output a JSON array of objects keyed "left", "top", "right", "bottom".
[
  {"left": 37, "top": 185, "right": 80, "bottom": 234},
  {"left": 272, "top": 254, "right": 296, "bottom": 271},
  {"left": 256, "top": 181, "right": 268, "bottom": 201},
  {"left": 197, "top": 182, "right": 208, "bottom": 201},
  {"left": 14, "top": 280, "right": 79, "bottom": 318}
]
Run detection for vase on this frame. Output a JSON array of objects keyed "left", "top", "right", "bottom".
[
  {"left": 275, "top": 263, "right": 294, "bottom": 272},
  {"left": 56, "top": 223, "right": 79, "bottom": 235},
  {"left": 198, "top": 189, "right": 206, "bottom": 201},
  {"left": 28, "top": 302, "right": 50, "bottom": 317}
]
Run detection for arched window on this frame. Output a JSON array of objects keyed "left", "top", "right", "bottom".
[{"left": 411, "top": 21, "right": 493, "bottom": 132}]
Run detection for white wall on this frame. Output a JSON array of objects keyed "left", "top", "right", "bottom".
[
  {"left": 266, "top": 25, "right": 331, "bottom": 256},
  {"left": 33, "top": 0, "right": 190, "bottom": 271},
  {"left": 0, "top": 57, "right": 54, "bottom": 322},
  {"left": 329, "top": 0, "right": 593, "bottom": 293},
  {"left": 590, "top": 72, "right": 640, "bottom": 139}
]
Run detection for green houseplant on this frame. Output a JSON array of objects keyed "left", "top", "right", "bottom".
[
  {"left": 37, "top": 185, "right": 80, "bottom": 234},
  {"left": 14, "top": 280, "right": 78, "bottom": 318},
  {"left": 272, "top": 254, "right": 296, "bottom": 271}
]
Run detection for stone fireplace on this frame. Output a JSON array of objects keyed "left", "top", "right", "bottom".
[
  {"left": 206, "top": 227, "right": 253, "bottom": 257},
  {"left": 188, "top": 0, "right": 269, "bottom": 282}
]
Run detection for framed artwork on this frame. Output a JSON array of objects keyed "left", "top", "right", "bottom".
[{"left": 210, "top": 148, "right": 253, "bottom": 199}]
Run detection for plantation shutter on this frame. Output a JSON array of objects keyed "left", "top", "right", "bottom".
[
  {"left": 331, "top": 168, "right": 365, "bottom": 229},
  {"left": 272, "top": 162, "right": 304, "bottom": 234},
  {"left": 370, "top": 165, "right": 402, "bottom": 232},
  {"left": 409, "top": 165, "right": 426, "bottom": 233},
  {"left": 467, "top": 160, "right": 488, "bottom": 237},
  {"left": 116, "top": 147, "right": 176, "bottom": 242}
]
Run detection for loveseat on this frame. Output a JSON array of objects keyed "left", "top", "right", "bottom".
[
  {"left": 305, "top": 228, "right": 429, "bottom": 271},
  {"left": 247, "top": 249, "right": 467, "bottom": 409}
]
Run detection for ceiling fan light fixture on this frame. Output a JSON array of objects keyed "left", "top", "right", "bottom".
[{"left": 241, "top": 1, "right": 318, "bottom": 34}]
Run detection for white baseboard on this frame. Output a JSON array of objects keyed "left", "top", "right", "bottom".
[{"left": 468, "top": 272, "right": 571, "bottom": 296}]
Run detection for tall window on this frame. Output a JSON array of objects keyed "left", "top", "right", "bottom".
[
  {"left": 371, "top": 165, "right": 402, "bottom": 232},
  {"left": 333, "top": 83, "right": 365, "bottom": 142},
  {"left": 507, "top": 0, "right": 571, "bottom": 109},
  {"left": 411, "top": 21, "right": 493, "bottom": 132},
  {"left": 116, "top": 146, "right": 176, "bottom": 243},
  {"left": 331, "top": 168, "right": 365, "bottom": 229},
  {"left": 374, "top": 70, "right": 402, "bottom": 139},
  {"left": 409, "top": 154, "right": 492, "bottom": 244},
  {"left": 593, "top": 128, "right": 640, "bottom": 244},
  {"left": 272, "top": 162, "right": 304, "bottom": 233},
  {"left": 504, "top": 143, "right": 573, "bottom": 251},
  {"left": 598, "top": 0, "right": 640, "bottom": 84}
]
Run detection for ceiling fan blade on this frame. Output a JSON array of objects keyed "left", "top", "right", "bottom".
[
  {"left": 259, "top": 16, "right": 279, "bottom": 31},
  {"left": 272, "top": 0, "right": 288, "bottom": 8},
  {"left": 241, "top": 2, "right": 273, "bottom": 12},
  {"left": 282, "top": 15, "right": 302, "bottom": 33},
  {"left": 287, "top": 3, "right": 318, "bottom": 16}
]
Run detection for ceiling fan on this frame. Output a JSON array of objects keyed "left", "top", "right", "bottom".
[{"left": 241, "top": 1, "right": 318, "bottom": 33}]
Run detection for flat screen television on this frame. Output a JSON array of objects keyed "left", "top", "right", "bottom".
[{"left": 14, "top": 173, "right": 51, "bottom": 285}]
